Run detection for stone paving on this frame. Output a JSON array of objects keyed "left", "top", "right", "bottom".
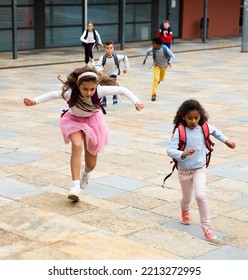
[{"left": 0, "top": 36, "right": 248, "bottom": 260}]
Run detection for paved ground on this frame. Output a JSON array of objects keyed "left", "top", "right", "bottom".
[{"left": 0, "top": 36, "right": 248, "bottom": 260}]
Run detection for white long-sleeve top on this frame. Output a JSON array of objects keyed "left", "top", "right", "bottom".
[
  {"left": 95, "top": 54, "right": 129, "bottom": 77},
  {"left": 167, "top": 124, "right": 227, "bottom": 170},
  {"left": 34, "top": 85, "right": 140, "bottom": 117},
  {"left": 80, "top": 29, "right": 102, "bottom": 45}
]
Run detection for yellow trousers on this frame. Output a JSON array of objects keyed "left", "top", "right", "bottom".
[{"left": 152, "top": 65, "right": 166, "bottom": 95}]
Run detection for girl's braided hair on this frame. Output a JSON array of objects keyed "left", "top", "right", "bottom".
[{"left": 173, "top": 99, "right": 208, "bottom": 131}]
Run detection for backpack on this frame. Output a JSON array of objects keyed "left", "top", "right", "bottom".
[
  {"left": 83, "top": 29, "right": 99, "bottom": 50},
  {"left": 152, "top": 45, "right": 170, "bottom": 61},
  {"left": 159, "top": 25, "right": 174, "bottom": 43},
  {"left": 61, "top": 89, "right": 106, "bottom": 117},
  {"left": 102, "top": 53, "right": 120, "bottom": 75},
  {"left": 162, "top": 122, "right": 214, "bottom": 187}
]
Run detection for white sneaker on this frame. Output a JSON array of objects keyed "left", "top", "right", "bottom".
[
  {"left": 80, "top": 172, "right": 89, "bottom": 189},
  {"left": 91, "top": 59, "right": 95, "bottom": 66},
  {"left": 67, "top": 185, "right": 81, "bottom": 201}
]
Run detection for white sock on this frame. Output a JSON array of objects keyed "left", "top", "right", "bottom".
[{"left": 72, "top": 180, "right": 80, "bottom": 187}]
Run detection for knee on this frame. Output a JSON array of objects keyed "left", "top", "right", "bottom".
[
  {"left": 195, "top": 194, "right": 206, "bottom": 204},
  {"left": 71, "top": 141, "right": 83, "bottom": 155},
  {"left": 86, "top": 162, "right": 96, "bottom": 171}
]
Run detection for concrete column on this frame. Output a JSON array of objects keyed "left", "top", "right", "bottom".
[
  {"left": 12, "top": 0, "right": 17, "bottom": 59},
  {"left": 241, "top": 0, "right": 248, "bottom": 52}
]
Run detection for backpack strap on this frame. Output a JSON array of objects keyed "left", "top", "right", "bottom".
[
  {"left": 162, "top": 45, "right": 172, "bottom": 67},
  {"left": 201, "top": 122, "right": 214, "bottom": 167},
  {"left": 162, "top": 123, "right": 186, "bottom": 187},
  {"left": 91, "top": 90, "right": 106, "bottom": 114},
  {"left": 64, "top": 89, "right": 106, "bottom": 115},
  {"left": 113, "top": 53, "right": 120, "bottom": 75},
  {"left": 162, "top": 161, "right": 177, "bottom": 187},
  {"left": 84, "top": 29, "right": 88, "bottom": 40},
  {"left": 92, "top": 29, "right": 97, "bottom": 41},
  {"left": 102, "top": 54, "right": 107, "bottom": 67},
  {"left": 152, "top": 48, "right": 156, "bottom": 61},
  {"left": 92, "top": 29, "right": 99, "bottom": 50},
  {"left": 177, "top": 123, "right": 186, "bottom": 151},
  {"left": 67, "top": 96, "right": 75, "bottom": 108}
]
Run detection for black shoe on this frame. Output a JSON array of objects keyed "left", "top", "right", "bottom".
[
  {"left": 101, "top": 97, "right": 107, "bottom": 107},
  {"left": 113, "top": 95, "right": 118, "bottom": 105},
  {"left": 151, "top": 94, "right": 156, "bottom": 101}
]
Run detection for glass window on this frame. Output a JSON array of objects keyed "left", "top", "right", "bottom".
[
  {"left": 126, "top": 23, "right": 151, "bottom": 41},
  {"left": 19, "top": 0, "right": 34, "bottom": 4},
  {"left": 95, "top": 25, "right": 118, "bottom": 43},
  {"left": 88, "top": 5, "right": 118, "bottom": 24},
  {"left": 17, "top": 7, "right": 34, "bottom": 28},
  {"left": 45, "top": 0, "right": 81, "bottom": 4},
  {"left": 46, "top": 26, "right": 81, "bottom": 47},
  {"left": 126, "top": 3, "right": 151, "bottom": 22},
  {"left": 88, "top": 0, "right": 118, "bottom": 3},
  {"left": 0, "top": 8, "right": 11, "bottom": 29},
  {"left": 127, "top": 0, "right": 150, "bottom": 2},
  {"left": 0, "top": 7, "right": 34, "bottom": 29},
  {"left": 0, "top": 30, "right": 12, "bottom": 51},
  {"left": 0, "top": 0, "right": 11, "bottom": 4},
  {"left": 45, "top": 6, "right": 82, "bottom": 26},
  {"left": 18, "top": 29, "right": 35, "bottom": 50}
]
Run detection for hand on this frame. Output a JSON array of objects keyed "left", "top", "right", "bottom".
[
  {"left": 225, "top": 140, "right": 236, "bottom": 149},
  {"left": 123, "top": 69, "right": 128, "bottom": 74},
  {"left": 135, "top": 101, "right": 144, "bottom": 111},
  {"left": 23, "top": 98, "right": 36, "bottom": 106},
  {"left": 181, "top": 148, "right": 196, "bottom": 158},
  {"left": 143, "top": 60, "right": 146, "bottom": 65}
]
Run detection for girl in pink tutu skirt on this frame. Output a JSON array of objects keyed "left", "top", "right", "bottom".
[{"left": 23, "top": 66, "right": 144, "bottom": 201}]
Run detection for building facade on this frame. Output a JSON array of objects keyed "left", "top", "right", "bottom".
[{"left": 0, "top": 0, "right": 241, "bottom": 52}]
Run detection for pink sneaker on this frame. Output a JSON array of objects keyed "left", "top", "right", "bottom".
[
  {"left": 204, "top": 228, "right": 217, "bottom": 240},
  {"left": 181, "top": 210, "right": 191, "bottom": 225}
]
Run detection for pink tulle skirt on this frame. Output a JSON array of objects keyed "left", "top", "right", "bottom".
[{"left": 60, "top": 111, "right": 110, "bottom": 155}]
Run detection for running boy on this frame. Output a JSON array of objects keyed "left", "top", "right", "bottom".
[
  {"left": 158, "top": 20, "right": 173, "bottom": 49},
  {"left": 143, "top": 37, "right": 175, "bottom": 101},
  {"left": 95, "top": 40, "right": 129, "bottom": 107}
]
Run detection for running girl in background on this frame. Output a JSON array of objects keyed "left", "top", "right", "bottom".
[{"left": 80, "top": 21, "right": 103, "bottom": 66}]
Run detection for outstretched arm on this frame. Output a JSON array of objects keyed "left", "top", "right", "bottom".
[
  {"left": 225, "top": 139, "right": 236, "bottom": 149},
  {"left": 143, "top": 48, "right": 152, "bottom": 65},
  {"left": 23, "top": 98, "right": 36, "bottom": 106},
  {"left": 23, "top": 91, "right": 64, "bottom": 106},
  {"left": 135, "top": 101, "right": 144, "bottom": 111},
  {"left": 97, "top": 85, "right": 144, "bottom": 111}
]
